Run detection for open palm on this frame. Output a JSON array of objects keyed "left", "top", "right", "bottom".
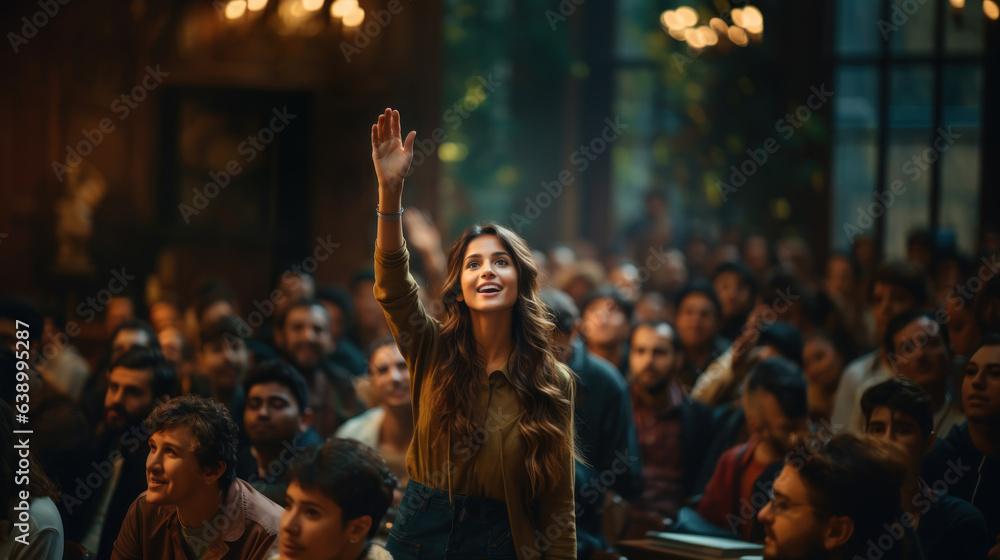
[{"left": 371, "top": 108, "right": 417, "bottom": 189}]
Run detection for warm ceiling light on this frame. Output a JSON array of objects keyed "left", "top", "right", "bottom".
[
  {"left": 686, "top": 27, "right": 706, "bottom": 48},
  {"left": 986, "top": 0, "right": 999, "bottom": 19},
  {"left": 331, "top": 0, "right": 357, "bottom": 17},
  {"left": 301, "top": 0, "right": 323, "bottom": 11},
  {"left": 741, "top": 5, "right": 763, "bottom": 33},
  {"left": 668, "top": 27, "right": 688, "bottom": 40},
  {"left": 225, "top": 0, "right": 247, "bottom": 19},
  {"left": 343, "top": 5, "right": 365, "bottom": 26},
  {"left": 247, "top": 0, "right": 268, "bottom": 11},
  {"left": 676, "top": 6, "right": 699, "bottom": 28},
  {"left": 699, "top": 25, "right": 718, "bottom": 46},
  {"left": 728, "top": 25, "right": 749, "bottom": 46},
  {"left": 661, "top": 10, "right": 684, "bottom": 31},
  {"left": 949, "top": 0, "right": 964, "bottom": 7},
  {"left": 730, "top": 7, "right": 744, "bottom": 27},
  {"left": 709, "top": 17, "right": 729, "bottom": 34}
]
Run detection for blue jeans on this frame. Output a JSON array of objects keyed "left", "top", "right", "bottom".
[{"left": 386, "top": 480, "right": 517, "bottom": 560}]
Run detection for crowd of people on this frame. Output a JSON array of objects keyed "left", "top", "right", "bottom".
[{"left": 1, "top": 112, "right": 999, "bottom": 560}]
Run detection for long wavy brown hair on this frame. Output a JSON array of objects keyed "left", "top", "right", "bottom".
[{"left": 431, "top": 222, "right": 576, "bottom": 498}]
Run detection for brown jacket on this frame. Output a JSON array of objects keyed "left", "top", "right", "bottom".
[
  {"left": 374, "top": 242, "right": 576, "bottom": 559},
  {"left": 111, "top": 478, "right": 282, "bottom": 560}
]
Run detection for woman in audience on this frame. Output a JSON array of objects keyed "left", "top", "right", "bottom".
[
  {"left": 277, "top": 438, "right": 397, "bottom": 560},
  {"left": 370, "top": 108, "right": 577, "bottom": 559},
  {"left": 802, "top": 330, "right": 848, "bottom": 423}
]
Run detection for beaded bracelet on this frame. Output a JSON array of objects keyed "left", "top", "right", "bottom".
[{"left": 376, "top": 205, "right": 404, "bottom": 221}]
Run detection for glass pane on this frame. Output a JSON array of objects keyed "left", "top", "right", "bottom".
[
  {"left": 941, "top": 64, "right": 982, "bottom": 255},
  {"left": 883, "top": 129, "right": 932, "bottom": 259},
  {"left": 836, "top": 0, "right": 884, "bottom": 56},
  {"left": 945, "top": 0, "right": 985, "bottom": 53},
  {"left": 887, "top": 0, "right": 935, "bottom": 55},
  {"left": 831, "top": 130, "right": 880, "bottom": 251},
  {"left": 939, "top": 129, "right": 980, "bottom": 256},
  {"left": 612, "top": 69, "right": 656, "bottom": 234},
  {"left": 943, "top": 64, "right": 982, "bottom": 126},
  {"left": 830, "top": 65, "right": 880, "bottom": 251},
  {"left": 889, "top": 65, "right": 934, "bottom": 128}
]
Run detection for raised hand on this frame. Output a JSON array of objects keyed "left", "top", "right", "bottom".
[
  {"left": 371, "top": 108, "right": 417, "bottom": 192},
  {"left": 402, "top": 208, "right": 441, "bottom": 255}
]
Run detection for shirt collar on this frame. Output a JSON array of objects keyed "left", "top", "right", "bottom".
[{"left": 491, "top": 353, "right": 515, "bottom": 386}]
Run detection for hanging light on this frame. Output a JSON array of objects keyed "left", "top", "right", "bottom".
[
  {"left": 985, "top": 0, "right": 999, "bottom": 20},
  {"left": 343, "top": 6, "right": 365, "bottom": 26},
  {"left": 225, "top": 0, "right": 247, "bottom": 19}
]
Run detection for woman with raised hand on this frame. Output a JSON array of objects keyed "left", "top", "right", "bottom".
[{"left": 370, "top": 108, "right": 578, "bottom": 559}]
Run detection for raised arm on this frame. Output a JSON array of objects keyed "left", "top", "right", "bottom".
[{"left": 372, "top": 108, "right": 417, "bottom": 253}]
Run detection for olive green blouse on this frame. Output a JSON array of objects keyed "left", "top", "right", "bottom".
[{"left": 373, "top": 242, "right": 577, "bottom": 559}]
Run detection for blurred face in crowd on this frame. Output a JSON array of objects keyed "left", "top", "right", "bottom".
[
  {"left": 146, "top": 427, "right": 223, "bottom": 508},
  {"left": 713, "top": 271, "right": 751, "bottom": 321},
  {"left": 628, "top": 324, "right": 680, "bottom": 393},
  {"left": 945, "top": 296, "right": 981, "bottom": 359},
  {"left": 871, "top": 282, "right": 916, "bottom": 339},
  {"left": 744, "top": 388, "right": 803, "bottom": 455},
  {"left": 158, "top": 327, "right": 184, "bottom": 364},
  {"left": 963, "top": 344, "right": 1000, "bottom": 423},
  {"left": 634, "top": 292, "right": 668, "bottom": 324},
  {"left": 744, "top": 237, "right": 770, "bottom": 276},
  {"left": 199, "top": 300, "right": 235, "bottom": 331},
  {"left": 581, "top": 297, "right": 629, "bottom": 347},
  {"left": 866, "top": 406, "right": 932, "bottom": 473},
  {"left": 608, "top": 264, "right": 641, "bottom": 303},
  {"left": 198, "top": 337, "right": 249, "bottom": 390},
  {"left": 824, "top": 256, "right": 855, "bottom": 302},
  {"left": 890, "top": 317, "right": 949, "bottom": 393},
  {"left": 111, "top": 328, "right": 152, "bottom": 362},
  {"left": 803, "top": 336, "right": 844, "bottom": 392},
  {"left": 105, "top": 366, "right": 159, "bottom": 432},
  {"left": 244, "top": 382, "right": 310, "bottom": 447},
  {"left": 150, "top": 301, "right": 181, "bottom": 333},
  {"left": 758, "top": 465, "right": 848, "bottom": 560},
  {"left": 320, "top": 301, "right": 347, "bottom": 342},
  {"left": 456, "top": 235, "right": 520, "bottom": 314},
  {"left": 281, "top": 480, "right": 369, "bottom": 560},
  {"left": 278, "top": 304, "right": 334, "bottom": 372},
  {"left": 675, "top": 293, "right": 719, "bottom": 351},
  {"left": 276, "top": 273, "right": 316, "bottom": 319},
  {"left": 370, "top": 343, "right": 411, "bottom": 409},
  {"left": 105, "top": 297, "right": 135, "bottom": 336}
]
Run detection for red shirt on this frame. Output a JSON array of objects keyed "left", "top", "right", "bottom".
[
  {"left": 697, "top": 439, "right": 768, "bottom": 540},
  {"left": 630, "top": 379, "right": 686, "bottom": 519}
]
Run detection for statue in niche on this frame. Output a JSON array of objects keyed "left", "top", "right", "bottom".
[{"left": 53, "top": 161, "right": 107, "bottom": 276}]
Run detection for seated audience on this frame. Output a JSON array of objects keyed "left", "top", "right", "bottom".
[
  {"left": 697, "top": 357, "right": 809, "bottom": 541},
  {"left": 192, "top": 315, "right": 251, "bottom": 419},
  {"left": 861, "top": 377, "right": 990, "bottom": 559},
  {"left": 238, "top": 361, "right": 323, "bottom": 504},
  {"left": 112, "top": 394, "right": 282, "bottom": 560},
  {"left": 849, "top": 310, "right": 964, "bottom": 435},
  {"left": 335, "top": 338, "right": 413, "bottom": 489},
  {"left": 540, "top": 289, "right": 643, "bottom": 559},
  {"left": 921, "top": 333, "right": 1000, "bottom": 554},
  {"left": 802, "top": 330, "right": 849, "bottom": 423},
  {"left": 712, "top": 263, "right": 757, "bottom": 342},
  {"left": 0, "top": 400, "right": 64, "bottom": 560},
  {"left": 316, "top": 285, "right": 368, "bottom": 377},
  {"left": 626, "top": 321, "right": 713, "bottom": 535},
  {"left": 276, "top": 438, "right": 397, "bottom": 560},
  {"left": 831, "top": 262, "right": 927, "bottom": 430},
  {"left": 275, "top": 299, "right": 363, "bottom": 438},
  {"left": 757, "top": 434, "right": 917, "bottom": 560},
  {"left": 63, "top": 347, "right": 175, "bottom": 560},
  {"left": 580, "top": 288, "right": 633, "bottom": 373},
  {"left": 673, "top": 280, "right": 729, "bottom": 386}
]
